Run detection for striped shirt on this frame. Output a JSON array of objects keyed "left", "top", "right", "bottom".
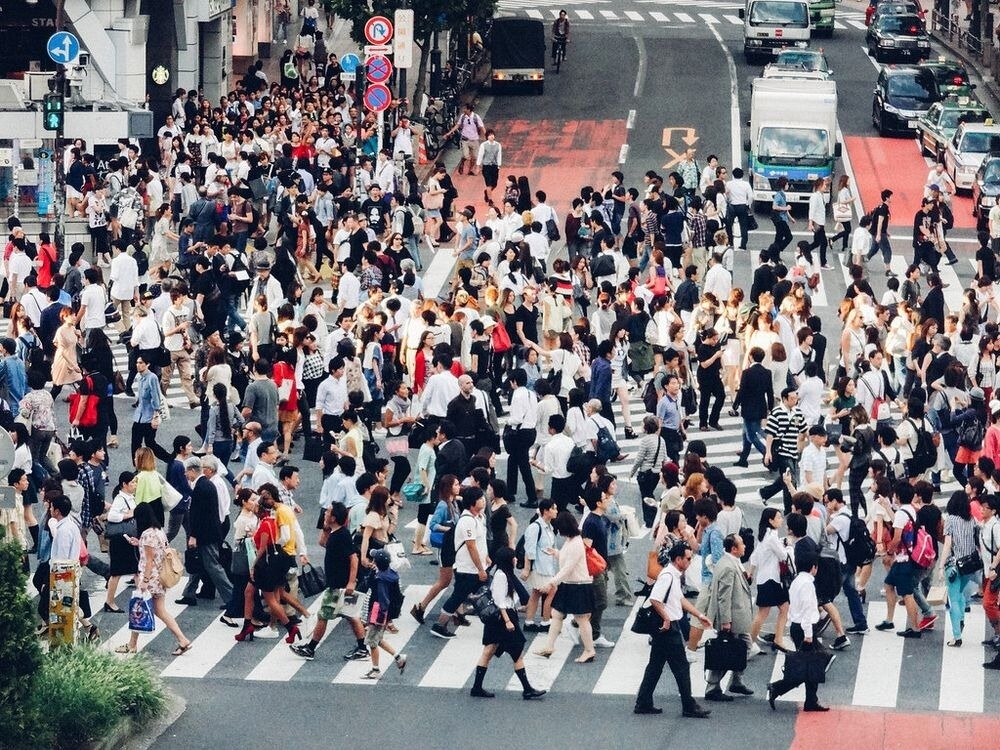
[
  {"left": 764, "top": 404, "right": 807, "bottom": 460},
  {"left": 944, "top": 514, "right": 978, "bottom": 563}
]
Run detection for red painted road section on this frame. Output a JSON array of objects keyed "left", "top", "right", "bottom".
[
  {"left": 447, "top": 119, "right": 626, "bottom": 218},
  {"left": 845, "top": 135, "right": 976, "bottom": 229},
  {"left": 790, "top": 707, "right": 1000, "bottom": 750}
]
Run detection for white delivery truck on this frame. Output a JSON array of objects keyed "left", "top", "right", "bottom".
[
  {"left": 740, "top": 0, "right": 812, "bottom": 64},
  {"left": 746, "top": 77, "right": 841, "bottom": 206}
]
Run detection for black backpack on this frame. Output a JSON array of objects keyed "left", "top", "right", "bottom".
[
  {"left": 513, "top": 517, "right": 540, "bottom": 570},
  {"left": 959, "top": 417, "right": 985, "bottom": 451},
  {"left": 592, "top": 253, "right": 615, "bottom": 278},
  {"left": 388, "top": 579, "right": 404, "bottom": 620},
  {"left": 842, "top": 511, "right": 877, "bottom": 568},
  {"left": 905, "top": 418, "right": 937, "bottom": 476},
  {"left": 643, "top": 377, "right": 659, "bottom": 414}
]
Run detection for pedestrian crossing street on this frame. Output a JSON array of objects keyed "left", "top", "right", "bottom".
[
  {"left": 497, "top": 2, "right": 869, "bottom": 30},
  {"left": 92, "top": 576, "right": 1000, "bottom": 711}
]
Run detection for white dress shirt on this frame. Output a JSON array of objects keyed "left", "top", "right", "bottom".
[
  {"left": 726, "top": 178, "right": 754, "bottom": 207},
  {"left": 702, "top": 263, "right": 732, "bottom": 302},
  {"left": 50, "top": 516, "right": 82, "bottom": 561},
  {"left": 542, "top": 432, "right": 575, "bottom": 479},
  {"left": 421, "top": 370, "right": 461, "bottom": 418},
  {"left": 19, "top": 288, "right": 49, "bottom": 327},
  {"left": 650, "top": 563, "right": 684, "bottom": 621},
  {"left": 508, "top": 386, "right": 538, "bottom": 429},
  {"left": 337, "top": 271, "right": 361, "bottom": 310},
  {"left": 787, "top": 571, "right": 820, "bottom": 637},
  {"left": 109, "top": 252, "right": 140, "bottom": 301}
]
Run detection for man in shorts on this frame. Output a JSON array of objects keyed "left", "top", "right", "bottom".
[{"left": 291, "top": 502, "right": 369, "bottom": 661}]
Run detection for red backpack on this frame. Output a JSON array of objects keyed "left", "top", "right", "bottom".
[{"left": 901, "top": 507, "right": 936, "bottom": 569}]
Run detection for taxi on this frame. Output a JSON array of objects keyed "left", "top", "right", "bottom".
[
  {"left": 916, "top": 96, "right": 990, "bottom": 162},
  {"left": 763, "top": 48, "right": 833, "bottom": 79},
  {"left": 944, "top": 121, "right": 1000, "bottom": 192},
  {"left": 918, "top": 57, "right": 976, "bottom": 98},
  {"left": 972, "top": 152, "right": 1000, "bottom": 229}
]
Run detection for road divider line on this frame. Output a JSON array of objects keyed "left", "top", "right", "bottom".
[
  {"left": 633, "top": 35, "right": 647, "bottom": 98},
  {"left": 861, "top": 45, "right": 881, "bottom": 73},
  {"left": 708, "top": 23, "right": 742, "bottom": 172},
  {"left": 619, "top": 144, "right": 630, "bottom": 165},
  {"left": 627, "top": 109, "right": 636, "bottom": 130}
]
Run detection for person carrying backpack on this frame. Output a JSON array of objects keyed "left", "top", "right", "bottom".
[
  {"left": 359, "top": 548, "right": 408, "bottom": 680},
  {"left": 953, "top": 387, "right": 988, "bottom": 484},
  {"left": 875, "top": 484, "right": 924, "bottom": 639},
  {"left": 823, "top": 489, "right": 869, "bottom": 635}
]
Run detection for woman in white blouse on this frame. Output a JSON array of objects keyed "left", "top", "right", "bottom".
[
  {"left": 535, "top": 511, "right": 596, "bottom": 663},
  {"left": 470, "top": 547, "right": 546, "bottom": 699},
  {"left": 748, "top": 507, "right": 790, "bottom": 654},
  {"left": 104, "top": 471, "right": 139, "bottom": 616}
]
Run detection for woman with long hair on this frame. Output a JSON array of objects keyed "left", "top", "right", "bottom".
[
  {"left": 383, "top": 381, "right": 416, "bottom": 508},
  {"left": 359, "top": 486, "right": 396, "bottom": 566},
  {"left": 411, "top": 475, "right": 461, "bottom": 623},
  {"left": 203, "top": 381, "right": 243, "bottom": 473},
  {"left": 104, "top": 471, "right": 139, "bottom": 614},
  {"left": 221, "top": 488, "right": 260, "bottom": 628},
  {"left": 829, "top": 174, "right": 854, "bottom": 252},
  {"left": 411, "top": 329, "right": 436, "bottom": 395},
  {"left": 938, "top": 490, "right": 980, "bottom": 646},
  {"left": 50, "top": 306, "right": 82, "bottom": 399}
]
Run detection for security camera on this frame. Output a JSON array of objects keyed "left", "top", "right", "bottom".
[{"left": 78, "top": 53, "right": 90, "bottom": 67}]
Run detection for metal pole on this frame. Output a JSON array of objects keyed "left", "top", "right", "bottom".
[{"left": 54, "top": 0, "right": 66, "bottom": 257}]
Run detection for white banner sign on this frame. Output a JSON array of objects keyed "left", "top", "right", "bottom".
[{"left": 394, "top": 9, "right": 414, "bottom": 69}]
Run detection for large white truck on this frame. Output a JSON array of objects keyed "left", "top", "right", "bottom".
[
  {"left": 740, "top": 0, "right": 812, "bottom": 64},
  {"left": 746, "top": 77, "right": 841, "bottom": 206}
]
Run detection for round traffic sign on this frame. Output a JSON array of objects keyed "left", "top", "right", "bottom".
[
  {"left": 339, "top": 53, "right": 361, "bottom": 74},
  {"left": 363, "top": 83, "right": 392, "bottom": 113},
  {"left": 47, "top": 31, "right": 80, "bottom": 65},
  {"left": 364, "top": 15, "right": 393, "bottom": 45},
  {"left": 366, "top": 55, "right": 393, "bottom": 84}
]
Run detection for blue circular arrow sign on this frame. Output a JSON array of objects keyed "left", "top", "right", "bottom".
[
  {"left": 47, "top": 31, "right": 81, "bottom": 65},
  {"left": 339, "top": 53, "right": 361, "bottom": 74}
]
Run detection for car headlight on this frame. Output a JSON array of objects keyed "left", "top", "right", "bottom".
[
  {"left": 748, "top": 39, "right": 762, "bottom": 46},
  {"left": 982, "top": 196, "right": 997, "bottom": 207},
  {"left": 880, "top": 38, "right": 897, "bottom": 47},
  {"left": 753, "top": 172, "right": 770, "bottom": 190},
  {"left": 918, "top": 40, "right": 930, "bottom": 47},
  {"left": 882, "top": 102, "right": 901, "bottom": 115},
  {"left": 957, "top": 165, "right": 977, "bottom": 175}
]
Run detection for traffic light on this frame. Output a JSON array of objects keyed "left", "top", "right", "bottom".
[{"left": 43, "top": 93, "right": 64, "bottom": 132}]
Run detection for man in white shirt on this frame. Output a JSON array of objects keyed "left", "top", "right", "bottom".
[
  {"left": 234, "top": 422, "right": 263, "bottom": 486},
  {"left": 49, "top": 495, "right": 82, "bottom": 561},
  {"left": 431, "top": 490, "right": 488, "bottom": 639},
  {"left": 800, "top": 425, "right": 829, "bottom": 488},
  {"left": 724, "top": 168, "right": 754, "bottom": 250},
  {"left": 523, "top": 222, "right": 550, "bottom": 272},
  {"left": 314, "top": 358, "right": 348, "bottom": 442},
  {"left": 108, "top": 243, "right": 139, "bottom": 331},
  {"left": 767, "top": 558, "right": 827, "bottom": 711},
  {"left": 531, "top": 190, "right": 558, "bottom": 231},
  {"left": 250, "top": 441, "right": 281, "bottom": 490},
  {"left": 19, "top": 277, "right": 49, "bottom": 328},
  {"left": 421, "top": 355, "right": 461, "bottom": 418},
  {"left": 314, "top": 126, "right": 337, "bottom": 170},
  {"left": 806, "top": 177, "right": 831, "bottom": 269},
  {"left": 797, "top": 363, "right": 825, "bottom": 427},
  {"left": 160, "top": 289, "right": 198, "bottom": 408},
  {"left": 77, "top": 268, "right": 107, "bottom": 347},
  {"left": 507, "top": 368, "right": 539, "bottom": 504},
  {"left": 701, "top": 252, "right": 731, "bottom": 303},
  {"left": 532, "top": 413, "right": 576, "bottom": 512},
  {"left": 374, "top": 150, "right": 395, "bottom": 194},
  {"left": 337, "top": 259, "right": 361, "bottom": 314}
]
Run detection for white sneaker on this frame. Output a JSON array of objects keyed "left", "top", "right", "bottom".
[
  {"left": 256, "top": 627, "right": 280, "bottom": 639},
  {"left": 749, "top": 643, "right": 763, "bottom": 658},
  {"left": 685, "top": 648, "right": 698, "bottom": 663},
  {"left": 593, "top": 635, "right": 616, "bottom": 648}
]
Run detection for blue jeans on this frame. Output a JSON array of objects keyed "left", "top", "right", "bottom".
[
  {"left": 738, "top": 418, "right": 766, "bottom": 460},
  {"left": 223, "top": 296, "right": 247, "bottom": 332},
  {"left": 842, "top": 564, "right": 867, "bottom": 629},
  {"left": 866, "top": 235, "right": 892, "bottom": 265},
  {"left": 945, "top": 567, "right": 976, "bottom": 638}
]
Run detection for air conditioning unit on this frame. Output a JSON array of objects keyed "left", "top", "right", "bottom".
[{"left": 0, "top": 80, "right": 29, "bottom": 110}]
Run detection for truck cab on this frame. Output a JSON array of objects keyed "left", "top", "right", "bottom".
[
  {"left": 740, "top": 0, "right": 812, "bottom": 64},
  {"left": 490, "top": 18, "right": 545, "bottom": 94},
  {"left": 747, "top": 77, "right": 841, "bottom": 206},
  {"left": 809, "top": 0, "right": 836, "bottom": 37}
]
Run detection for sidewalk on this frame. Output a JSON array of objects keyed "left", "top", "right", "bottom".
[{"left": 929, "top": 11, "right": 1000, "bottom": 113}]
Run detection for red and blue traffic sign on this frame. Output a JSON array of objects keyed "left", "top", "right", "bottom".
[
  {"left": 363, "top": 83, "right": 392, "bottom": 113},
  {"left": 366, "top": 55, "right": 393, "bottom": 84},
  {"left": 364, "top": 16, "right": 393, "bottom": 45}
]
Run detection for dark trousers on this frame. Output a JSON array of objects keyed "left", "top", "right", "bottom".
[
  {"left": 912, "top": 241, "right": 940, "bottom": 271},
  {"left": 848, "top": 466, "right": 868, "bottom": 516},
  {"left": 505, "top": 427, "right": 537, "bottom": 502},
  {"left": 759, "top": 455, "right": 797, "bottom": 513},
  {"left": 635, "top": 624, "right": 696, "bottom": 711},
  {"left": 738, "top": 418, "right": 766, "bottom": 460},
  {"left": 842, "top": 563, "right": 867, "bottom": 629},
  {"left": 661, "top": 427, "right": 684, "bottom": 462},
  {"left": 830, "top": 221, "right": 851, "bottom": 252},
  {"left": 182, "top": 541, "right": 234, "bottom": 603},
  {"left": 765, "top": 218, "right": 792, "bottom": 262},
  {"left": 807, "top": 226, "right": 828, "bottom": 266},
  {"left": 726, "top": 205, "right": 751, "bottom": 250},
  {"left": 131, "top": 421, "right": 172, "bottom": 464},
  {"left": 551, "top": 475, "right": 580, "bottom": 512},
  {"left": 696, "top": 374, "right": 724, "bottom": 427},
  {"left": 442, "top": 571, "right": 481, "bottom": 616},
  {"left": 769, "top": 623, "right": 822, "bottom": 708},
  {"left": 600, "top": 398, "right": 615, "bottom": 426}
]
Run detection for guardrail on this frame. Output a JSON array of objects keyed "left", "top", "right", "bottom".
[{"left": 931, "top": 10, "right": 985, "bottom": 57}]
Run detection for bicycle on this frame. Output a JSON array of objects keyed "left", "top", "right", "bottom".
[{"left": 553, "top": 35, "right": 567, "bottom": 73}]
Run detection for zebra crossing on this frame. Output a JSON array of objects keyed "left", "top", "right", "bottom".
[
  {"left": 97, "top": 575, "right": 1000, "bottom": 711},
  {"left": 496, "top": 3, "right": 869, "bottom": 30}
]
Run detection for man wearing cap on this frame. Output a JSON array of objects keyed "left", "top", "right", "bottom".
[
  {"left": 176, "top": 456, "right": 233, "bottom": 607},
  {"left": 249, "top": 259, "right": 284, "bottom": 314}
]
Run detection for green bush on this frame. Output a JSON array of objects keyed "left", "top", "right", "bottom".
[
  {"left": 0, "top": 527, "right": 45, "bottom": 749},
  {"left": 30, "top": 646, "right": 166, "bottom": 749}
]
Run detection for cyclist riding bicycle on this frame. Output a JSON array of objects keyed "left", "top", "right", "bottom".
[{"left": 552, "top": 10, "right": 570, "bottom": 62}]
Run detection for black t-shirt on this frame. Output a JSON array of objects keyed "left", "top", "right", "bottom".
[
  {"left": 361, "top": 198, "right": 387, "bottom": 234},
  {"left": 912, "top": 209, "right": 936, "bottom": 246},
  {"left": 695, "top": 341, "right": 722, "bottom": 378},
  {"left": 324, "top": 526, "right": 356, "bottom": 589},
  {"left": 514, "top": 304, "right": 539, "bottom": 346},
  {"left": 470, "top": 339, "right": 491, "bottom": 380},
  {"left": 977, "top": 246, "right": 997, "bottom": 281},
  {"left": 490, "top": 503, "right": 512, "bottom": 551},
  {"left": 870, "top": 202, "right": 891, "bottom": 237},
  {"left": 581, "top": 512, "right": 609, "bottom": 562}
]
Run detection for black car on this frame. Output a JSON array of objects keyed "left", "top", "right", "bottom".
[
  {"left": 866, "top": 13, "right": 932, "bottom": 62},
  {"left": 872, "top": 66, "right": 941, "bottom": 135},
  {"left": 972, "top": 152, "right": 1000, "bottom": 229}
]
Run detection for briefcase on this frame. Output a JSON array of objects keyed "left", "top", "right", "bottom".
[
  {"left": 704, "top": 631, "right": 748, "bottom": 673},
  {"left": 298, "top": 563, "right": 327, "bottom": 598},
  {"left": 302, "top": 435, "right": 324, "bottom": 463},
  {"left": 783, "top": 648, "right": 828, "bottom": 684}
]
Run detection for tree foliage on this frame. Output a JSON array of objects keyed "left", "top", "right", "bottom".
[{"left": 329, "top": 0, "right": 498, "bottom": 51}]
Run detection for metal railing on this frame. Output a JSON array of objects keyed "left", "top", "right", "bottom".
[{"left": 931, "top": 10, "right": 985, "bottom": 56}]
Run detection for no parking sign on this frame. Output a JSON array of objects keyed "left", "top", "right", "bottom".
[
  {"left": 363, "top": 84, "right": 392, "bottom": 113},
  {"left": 366, "top": 55, "right": 393, "bottom": 84}
]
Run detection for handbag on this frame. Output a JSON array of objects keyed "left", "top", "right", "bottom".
[
  {"left": 585, "top": 544, "right": 607, "bottom": 576},
  {"left": 681, "top": 385, "right": 697, "bottom": 415},
  {"left": 833, "top": 202, "right": 853, "bottom": 223},
  {"left": 298, "top": 563, "right": 327, "bottom": 598},
  {"left": 230, "top": 537, "right": 251, "bottom": 578},
  {"left": 127, "top": 592, "right": 155, "bottom": 632},
  {"left": 303, "top": 434, "right": 324, "bottom": 462},
  {"left": 491, "top": 323, "right": 512, "bottom": 354},
  {"left": 630, "top": 601, "right": 662, "bottom": 635},
  {"left": 112, "top": 371, "right": 126, "bottom": 395},
  {"left": 105, "top": 518, "right": 137, "bottom": 538},
  {"left": 185, "top": 547, "right": 203, "bottom": 576},
  {"left": 956, "top": 553, "right": 984, "bottom": 576},
  {"left": 159, "top": 546, "right": 183, "bottom": 588},
  {"left": 783, "top": 648, "right": 828, "bottom": 684},
  {"left": 467, "top": 579, "right": 500, "bottom": 623},
  {"left": 159, "top": 476, "right": 183, "bottom": 512},
  {"left": 704, "top": 631, "right": 749, "bottom": 673},
  {"left": 646, "top": 549, "right": 664, "bottom": 581},
  {"left": 385, "top": 435, "right": 410, "bottom": 457},
  {"left": 401, "top": 482, "right": 426, "bottom": 504}
]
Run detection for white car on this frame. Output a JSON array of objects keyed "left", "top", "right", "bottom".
[{"left": 944, "top": 122, "right": 1000, "bottom": 192}]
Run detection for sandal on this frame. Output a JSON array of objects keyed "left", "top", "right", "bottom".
[
  {"left": 171, "top": 642, "right": 193, "bottom": 656},
  {"left": 534, "top": 648, "right": 554, "bottom": 658},
  {"left": 114, "top": 644, "right": 136, "bottom": 654}
]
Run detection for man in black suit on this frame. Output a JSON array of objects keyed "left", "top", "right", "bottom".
[
  {"left": 176, "top": 457, "right": 233, "bottom": 606},
  {"left": 749, "top": 256, "right": 775, "bottom": 304},
  {"left": 921, "top": 272, "right": 946, "bottom": 330},
  {"left": 435, "top": 420, "right": 468, "bottom": 482},
  {"left": 733, "top": 346, "right": 775, "bottom": 467}
]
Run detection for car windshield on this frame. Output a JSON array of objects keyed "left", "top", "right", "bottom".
[
  {"left": 958, "top": 132, "right": 1000, "bottom": 153},
  {"left": 749, "top": 1, "right": 809, "bottom": 26},
  {"left": 879, "top": 15, "right": 924, "bottom": 33},
  {"left": 984, "top": 161, "right": 1000, "bottom": 184},
  {"left": 887, "top": 74, "right": 936, "bottom": 104},
  {"left": 940, "top": 110, "right": 986, "bottom": 129},
  {"left": 758, "top": 127, "right": 830, "bottom": 164},
  {"left": 775, "top": 52, "right": 825, "bottom": 70}
]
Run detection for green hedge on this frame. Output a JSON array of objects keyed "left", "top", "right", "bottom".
[{"left": 30, "top": 646, "right": 167, "bottom": 750}]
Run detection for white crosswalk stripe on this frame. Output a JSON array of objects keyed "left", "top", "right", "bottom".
[
  {"left": 650, "top": 11, "right": 670, "bottom": 22},
  {"left": 497, "top": 4, "right": 867, "bottom": 28},
  {"left": 626, "top": 10, "right": 644, "bottom": 21},
  {"left": 600, "top": 10, "right": 619, "bottom": 19},
  {"left": 674, "top": 11, "right": 695, "bottom": 22},
  {"left": 699, "top": 12, "right": 719, "bottom": 24},
  {"left": 577, "top": 9, "right": 595, "bottom": 19}
]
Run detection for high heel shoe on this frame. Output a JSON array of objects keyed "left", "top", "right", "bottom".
[
  {"left": 575, "top": 652, "right": 596, "bottom": 664},
  {"left": 624, "top": 427, "right": 637, "bottom": 440},
  {"left": 534, "top": 648, "right": 554, "bottom": 658},
  {"left": 234, "top": 622, "right": 256, "bottom": 642},
  {"left": 285, "top": 624, "right": 302, "bottom": 644}
]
